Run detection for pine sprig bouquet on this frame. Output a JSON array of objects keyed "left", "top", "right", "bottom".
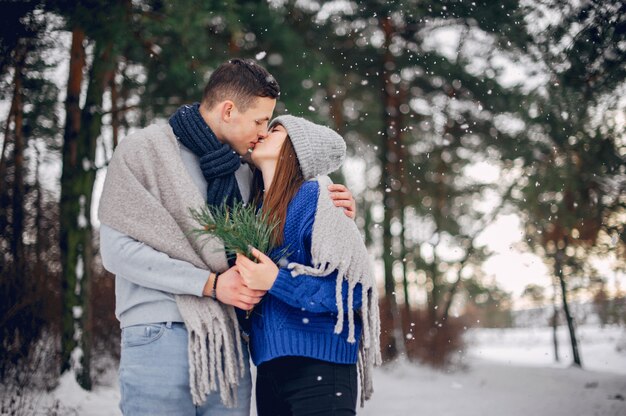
[{"left": 189, "top": 201, "right": 282, "bottom": 262}]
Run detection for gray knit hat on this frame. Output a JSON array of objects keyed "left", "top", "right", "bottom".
[{"left": 269, "top": 115, "right": 346, "bottom": 180}]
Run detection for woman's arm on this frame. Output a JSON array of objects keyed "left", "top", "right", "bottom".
[
  {"left": 236, "top": 247, "right": 363, "bottom": 314},
  {"left": 236, "top": 180, "right": 362, "bottom": 312},
  {"left": 270, "top": 266, "right": 363, "bottom": 313}
]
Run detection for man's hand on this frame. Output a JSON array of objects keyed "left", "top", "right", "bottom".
[
  {"left": 214, "top": 266, "right": 265, "bottom": 310},
  {"left": 236, "top": 249, "right": 279, "bottom": 291},
  {"left": 328, "top": 183, "right": 357, "bottom": 219}
]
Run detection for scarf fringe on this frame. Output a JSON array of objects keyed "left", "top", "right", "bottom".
[
  {"left": 286, "top": 175, "right": 382, "bottom": 406},
  {"left": 287, "top": 262, "right": 381, "bottom": 406},
  {"left": 178, "top": 296, "right": 245, "bottom": 407}
]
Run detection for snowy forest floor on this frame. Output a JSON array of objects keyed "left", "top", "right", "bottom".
[
  {"left": 25, "top": 325, "right": 626, "bottom": 415},
  {"left": 362, "top": 359, "right": 626, "bottom": 416}
]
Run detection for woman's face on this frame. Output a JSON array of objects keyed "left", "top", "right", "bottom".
[{"left": 251, "top": 123, "right": 288, "bottom": 165}]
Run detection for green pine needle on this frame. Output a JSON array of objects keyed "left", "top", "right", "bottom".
[{"left": 189, "top": 201, "right": 287, "bottom": 262}]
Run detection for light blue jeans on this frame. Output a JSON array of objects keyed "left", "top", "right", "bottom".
[{"left": 119, "top": 322, "right": 251, "bottom": 416}]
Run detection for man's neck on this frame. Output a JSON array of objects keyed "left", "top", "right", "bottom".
[{"left": 198, "top": 104, "right": 225, "bottom": 144}]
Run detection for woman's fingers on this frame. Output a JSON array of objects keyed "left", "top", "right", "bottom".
[
  {"left": 238, "top": 250, "right": 266, "bottom": 267},
  {"left": 250, "top": 247, "right": 261, "bottom": 260},
  {"left": 239, "top": 269, "right": 265, "bottom": 292},
  {"left": 329, "top": 191, "right": 351, "bottom": 201},
  {"left": 236, "top": 254, "right": 254, "bottom": 271},
  {"left": 241, "top": 275, "right": 264, "bottom": 291},
  {"left": 328, "top": 184, "right": 348, "bottom": 192},
  {"left": 328, "top": 184, "right": 357, "bottom": 219},
  {"left": 236, "top": 301, "right": 255, "bottom": 311},
  {"left": 330, "top": 199, "right": 356, "bottom": 218},
  {"left": 241, "top": 294, "right": 262, "bottom": 305},
  {"left": 332, "top": 199, "right": 352, "bottom": 208},
  {"left": 238, "top": 285, "right": 265, "bottom": 298},
  {"left": 250, "top": 247, "right": 271, "bottom": 264}
]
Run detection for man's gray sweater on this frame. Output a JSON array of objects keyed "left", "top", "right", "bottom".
[{"left": 100, "top": 142, "right": 252, "bottom": 328}]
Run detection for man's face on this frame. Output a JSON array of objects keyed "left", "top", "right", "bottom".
[
  {"left": 251, "top": 123, "right": 288, "bottom": 166},
  {"left": 223, "top": 97, "right": 276, "bottom": 156}
]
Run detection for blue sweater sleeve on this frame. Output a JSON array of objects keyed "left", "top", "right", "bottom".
[
  {"left": 268, "top": 182, "right": 363, "bottom": 313},
  {"left": 270, "top": 267, "right": 363, "bottom": 313}
]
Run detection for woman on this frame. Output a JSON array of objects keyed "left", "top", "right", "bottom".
[{"left": 235, "top": 115, "right": 381, "bottom": 416}]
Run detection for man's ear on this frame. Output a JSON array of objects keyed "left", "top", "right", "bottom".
[{"left": 220, "top": 100, "right": 235, "bottom": 122}]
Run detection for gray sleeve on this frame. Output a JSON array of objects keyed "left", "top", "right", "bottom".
[{"left": 99, "top": 223, "right": 209, "bottom": 297}]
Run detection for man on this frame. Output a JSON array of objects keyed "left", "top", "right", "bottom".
[{"left": 98, "top": 59, "right": 356, "bottom": 415}]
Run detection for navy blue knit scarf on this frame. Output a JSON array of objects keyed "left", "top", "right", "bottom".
[{"left": 169, "top": 103, "right": 242, "bottom": 208}]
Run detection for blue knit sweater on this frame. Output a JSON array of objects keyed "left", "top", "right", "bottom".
[{"left": 249, "top": 180, "right": 363, "bottom": 366}]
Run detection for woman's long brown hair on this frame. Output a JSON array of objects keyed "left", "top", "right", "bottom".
[{"left": 252, "top": 136, "right": 305, "bottom": 247}]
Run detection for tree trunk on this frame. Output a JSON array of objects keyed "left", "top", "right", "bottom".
[
  {"left": 34, "top": 147, "right": 43, "bottom": 279},
  {"left": 109, "top": 66, "right": 120, "bottom": 150},
  {"left": 0, "top": 82, "right": 17, "bottom": 198},
  {"left": 116, "top": 59, "right": 132, "bottom": 149},
  {"left": 10, "top": 39, "right": 28, "bottom": 281},
  {"left": 379, "top": 16, "right": 407, "bottom": 359},
  {"left": 552, "top": 306, "right": 560, "bottom": 362},
  {"left": 379, "top": 15, "right": 409, "bottom": 360},
  {"left": 441, "top": 263, "right": 466, "bottom": 323},
  {"left": 396, "top": 86, "right": 409, "bottom": 313},
  {"left": 428, "top": 248, "right": 440, "bottom": 325},
  {"left": 382, "top": 202, "right": 406, "bottom": 358},
  {"left": 551, "top": 277, "right": 560, "bottom": 362},
  {"left": 400, "top": 204, "right": 410, "bottom": 310},
  {"left": 75, "top": 40, "right": 114, "bottom": 390},
  {"left": 555, "top": 247, "right": 581, "bottom": 367},
  {"left": 59, "top": 26, "right": 87, "bottom": 381}
]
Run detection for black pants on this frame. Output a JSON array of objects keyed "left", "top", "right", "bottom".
[{"left": 256, "top": 356, "right": 358, "bottom": 416}]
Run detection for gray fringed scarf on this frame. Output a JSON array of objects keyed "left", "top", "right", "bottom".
[
  {"left": 287, "top": 175, "right": 382, "bottom": 406},
  {"left": 98, "top": 123, "right": 244, "bottom": 407}
]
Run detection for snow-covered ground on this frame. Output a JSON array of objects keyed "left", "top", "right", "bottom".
[
  {"left": 30, "top": 325, "right": 626, "bottom": 415},
  {"left": 465, "top": 324, "right": 626, "bottom": 375},
  {"left": 361, "top": 358, "right": 626, "bottom": 416}
]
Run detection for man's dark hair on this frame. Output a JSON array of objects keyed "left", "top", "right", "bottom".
[{"left": 202, "top": 58, "right": 280, "bottom": 112}]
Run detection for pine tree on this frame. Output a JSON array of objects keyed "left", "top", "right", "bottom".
[
  {"left": 53, "top": 0, "right": 133, "bottom": 388},
  {"left": 511, "top": 0, "right": 626, "bottom": 368},
  {"left": 0, "top": 0, "right": 62, "bottom": 385}
]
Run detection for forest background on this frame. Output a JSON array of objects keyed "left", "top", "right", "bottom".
[{"left": 1, "top": 0, "right": 624, "bottom": 402}]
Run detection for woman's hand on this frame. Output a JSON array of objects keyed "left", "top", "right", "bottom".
[
  {"left": 328, "top": 184, "right": 357, "bottom": 219},
  {"left": 235, "top": 247, "right": 279, "bottom": 291}
]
